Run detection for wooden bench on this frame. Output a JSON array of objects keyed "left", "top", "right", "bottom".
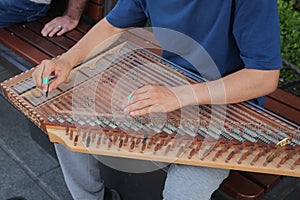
[
  {"left": 0, "top": 3, "right": 299, "bottom": 199},
  {"left": 218, "top": 89, "right": 300, "bottom": 200},
  {"left": 0, "top": 0, "right": 113, "bottom": 68}
]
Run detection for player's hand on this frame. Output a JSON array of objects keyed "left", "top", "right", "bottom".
[
  {"left": 32, "top": 57, "right": 72, "bottom": 93},
  {"left": 122, "top": 84, "right": 198, "bottom": 116},
  {"left": 41, "top": 15, "right": 79, "bottom": 37}
]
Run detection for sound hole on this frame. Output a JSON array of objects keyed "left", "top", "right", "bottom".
[{"left": 32, "top": 88, "right": 43, "bottom": 98}]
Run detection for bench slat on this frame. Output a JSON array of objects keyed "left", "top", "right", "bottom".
[
  {"left": 25, "top": 21, "right": 76, "bottom": 51},
  {"left": 26, "top": 22, "right": 76, "bottom": 51},
  {"left": 65, "top": 30, "right": 85, "bottom": 42},
  {"left": 7, "top": 25, "right": 65, "bottom": 57},
  {"left": 265, "top": 97, "right": 300, "bottom": 124},
  {"left": 38, "top": 16, "right": 91, "bottom": 35},
  {"left": 267, "top": 89, "right": 300, "bottom": 111},
  {"left": 0, "top": 29, "right": 50, "bottom": 65},
  {"left": 76, "top": 21, "right": 92, "bottom": 34},
  {"left": 38, "top": 16, "right": 85, "bottom": 42}
]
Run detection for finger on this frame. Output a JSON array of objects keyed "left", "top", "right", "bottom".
[
  {"left": 32, "top": 65, "right": 45, "bottom": 89},
  {"left": 133, "top": 85, "right": 154, "bottom": 95},
  {"left": 129, "top": 104, "right": 164, "bottom": 116},
  {"left": 48, "top": 73, "right": 67, "bottom": 92},
  {"left": 129, "top": 108, "right": 149, "bottom": 116},
  {"left": 122, "top": 92, "right": 150, "bottom": 108},
  {"left": 124, "top": 99, "right": 154, "bottom": 114},
  {"left": 41, "top": 17, "right": 61, "bottom": 36},
  {"left": 41, "top": 23, "right": 56, "bottom": 37},
  {"left": 41, "top": 62, "right": 55, "bottom": 92},
  {"left": 56, "top": 27, "right": 67, "bottom": 36},
  {"left": 48, "top": 27, "right": 61, "bottom": 37},
  {"left": 41, "top": 27, "right": 49, "bottom": 37},
  {"left": 32, "top": 72, "right": 36, "bottom": 87}
]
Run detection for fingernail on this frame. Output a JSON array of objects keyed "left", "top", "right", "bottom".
[{"left": 130, "top": 112, "right": 135, "bottom": 116}]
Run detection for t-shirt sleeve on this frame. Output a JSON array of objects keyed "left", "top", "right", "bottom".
[
  {"left": 106, "top": 0, "right": 147, "bottom": 28},
  {"left": 233, "top": 0, "right": 282, "bottom": 70}
]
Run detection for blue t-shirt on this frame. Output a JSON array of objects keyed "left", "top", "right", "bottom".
[{"left": 106, "top": 0, "right": 282, "bottom": 105}]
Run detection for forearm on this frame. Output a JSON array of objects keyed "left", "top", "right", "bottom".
[
  {"left": 58, "top": 18, "right": 126, "bottom": 69},
  {"left": 65, "top": 0, "right": 88, "bottom": 20},
  {"left": 190, "top": 68, "right": 280, "bottom": 105}
]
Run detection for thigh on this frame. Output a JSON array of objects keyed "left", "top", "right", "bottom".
[
  {"left": 0, "top": 0, "right": 17, "bottom": 8},
  {"left": 0, "top": 0, "right": 49, "bottom": 28},
  {"left": 55, "top": 144, "right": 105, "bottom": 200},
  {"left": 163, "top": 164, "right": 229, "bottom": 200}
]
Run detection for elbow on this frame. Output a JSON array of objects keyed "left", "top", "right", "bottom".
[
  {"left": 264, "top": 70, "right": 280, "bottom": 95},
  {"left": 266, "top": 82, "right": 278, "bottom": 95}
]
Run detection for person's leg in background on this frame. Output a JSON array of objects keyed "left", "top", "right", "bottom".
[
  {"left": 163, "top": 164, "right": 229, "bottom": 200},
  {"left": 0, "top": 0, "right": 50, "bottom": 28},
  {"left": 55, "top": 144, "right": 105, "bottom": 200}
]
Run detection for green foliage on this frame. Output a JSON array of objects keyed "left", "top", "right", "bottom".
[{"left": 278, "top": 0, "right": 300, "bottom": 83}]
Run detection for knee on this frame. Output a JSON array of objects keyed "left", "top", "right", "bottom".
[{"left": 162, "top": 164, "right": 229, "bottom": 200}]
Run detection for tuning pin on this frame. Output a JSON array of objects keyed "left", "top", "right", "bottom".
[
  {"left": 66, "top": 126, "right": 69, "bottom": 135},
  {"left": 74, "top": 134, "right": 79, "bottom": 146},
  {"left": 176, "top": 146, "right": 185, "bottom": 158},
  {"left": 86, "top": 134, "right": 91, "bottom": 148},
  {"left": 96, "top": 134, "right": 102, "bottom": 148},
  {"left": 118, "top": 139, "right": 123, "bottom": 150},
  {"left": 290, "top": 157, "right": 300, "bottom": 170},
  {"left": 69, "top": 129, "right": 74, "bottom": 141},
  {"left": 129, "top": 141, "right": 135, "bottom": 152},
  {"left": 140, "top": 142, "right": 147, "bottom": 153},
  {"left": 164, "top": 144, "right": 171, "bottom": 156},
  {"left": 188, "top": 148, "right": 196, "bottom": 159}
]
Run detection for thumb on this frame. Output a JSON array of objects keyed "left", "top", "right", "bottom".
[{"left": 48, "top": 72, "right": 68, "bottom": 92}]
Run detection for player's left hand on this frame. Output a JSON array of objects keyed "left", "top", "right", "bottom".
[{"left": 122, "top": 84, "right": 197, "bottom": 116}]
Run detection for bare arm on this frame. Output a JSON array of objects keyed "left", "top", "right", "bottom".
[
  {"left": 59, "top": 18, "right": 126, "bottom": 68},
  {"left": 191, "top": 68, "right": 279, "bottom": 105},
  {"left": 34, "top": 18, "right": 126, "bottom": 91},
  {"left": 124, "top": 68, "right": 279, "bottom": 116},
  {"left": 64, "top": 0, "right": 88, "bottom": 21},
  {"left": 41, "top": 0, "right": 88, "bottom": 37}
]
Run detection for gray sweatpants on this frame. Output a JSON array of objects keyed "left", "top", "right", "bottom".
[{"left": 55, "top": 144, "right": 229, "bottom": 200}]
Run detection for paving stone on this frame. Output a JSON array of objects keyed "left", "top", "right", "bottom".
[
  {"left": 0, "top": 95, "right": 59, "bottom": 176},
  {"left": 0, "top": 148, "right": 52, "bottom": 200},
  {"left": 0, "top": 56, "right": 20, "bottom": 82},
  {"left": 262, "top": 176, "right": 300, "bottom": 200},
  {"left": 39, "top": 167, "right": 73, "bottom": 200},
  {"left": 0, "top": 54, "right": 72, "bottom": 200}
]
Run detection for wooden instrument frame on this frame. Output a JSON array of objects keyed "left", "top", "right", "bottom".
[{"left": 1, "top": 31, "right": 299, "bottom": 177}]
